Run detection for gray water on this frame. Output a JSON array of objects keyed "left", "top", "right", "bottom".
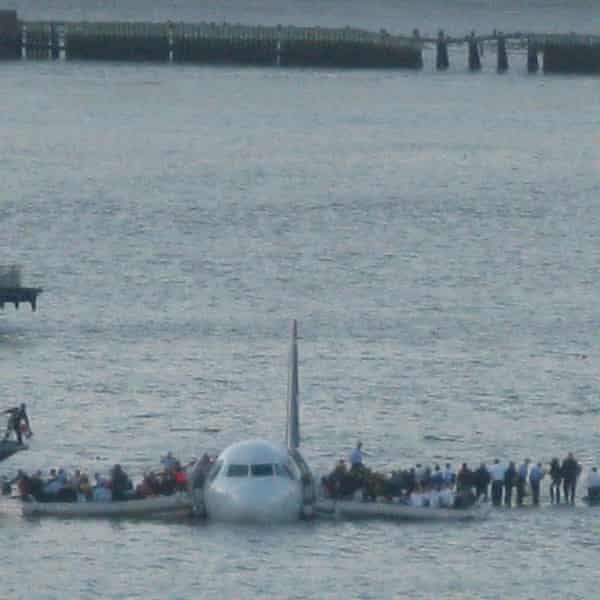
[{"left": 1, "top": 1, "right": 600, "bottom": 598}]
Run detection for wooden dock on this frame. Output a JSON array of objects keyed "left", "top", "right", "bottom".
[
  {"left": 17, "top": 17, "right": 423, "bottom": 69},
  {"left": 1, "top": 10, "right": 600, "bottom": 72},
  {"left": 0, "top": 287, "right": 42, "bottom": 311},
  {"left": 0, "top": 265, "right": 42, "bottom": 311}
]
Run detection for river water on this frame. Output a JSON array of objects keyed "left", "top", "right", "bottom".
[{"left": 1, "top": 1, "right": 600, "bottom": 599}]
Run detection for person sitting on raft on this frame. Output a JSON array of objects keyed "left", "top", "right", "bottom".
[
  {"left": 16, "top": 470, "right": 32, "bottom": 498},
  {"left": 110, "top": 464, "right": 133, "bottom": 501},
  {"left": 78, "top": 474, "right": 93, "bottom": 501},
  {"left": 438, "top": 482, "right": 455, "bottom": 508},
  {"left": 158, "top": 468, "right": 177, "bottom": 495},
  {"left": 453, "top": 487, "right": 477, "bottom": 509},
  {"left": 409, "top": 484, "right": 425, "bottom": 507},
  {"left": 322, "top": 459, "right": 348, "bottom": 498},
  {"left": 174, "top": 463, "right": 188, "bottom": 492},
  {"left": 135, "top": 471, "right": 161, "bottom": 498},
  {"left": 161, "top": 451, "right": 178, "bottom": 471},
  {"left": 92, "top": 473, "right": 112, "bottom": 502}
]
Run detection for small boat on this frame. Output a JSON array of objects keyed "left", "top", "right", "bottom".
[
  {"left": 0, "top": 440, "right": 27, "bottom": 463},
  {"left": 21, "top": 491, "right": 199, "bottom": 519},
  {"left": 314, "top": 498, "right": 491, "bottom": 522}
]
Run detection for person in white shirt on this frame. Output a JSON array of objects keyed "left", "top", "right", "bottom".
[
  {"left": 488, "top": 459, "right": 506, "bottom": 506},
  {"left": 414, "top": 464, "right": 426, "bottom": 484},
  {"left": 92, "top": 483, "right": 112, "bottom": 503},
  {"left": 443, "top": 463, "right": 456, "bottom": 487},
  {"left": 439, "top": 485, "right": 455, "bottom": 508},
  {"left": 428, "top": 488, "right": 441, "bottom": 508},
  {"left": 409, "top": 489, "right": 425, "bottom": 507}
]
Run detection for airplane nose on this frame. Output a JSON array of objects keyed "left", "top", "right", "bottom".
[
  {"left": 206, "top": 480, "right": 302, "bottom": 523},
  {"left": 233, "top": 487, "right": 298, "bottom": 522}
]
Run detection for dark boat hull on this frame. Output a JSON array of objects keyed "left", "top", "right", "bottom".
[{"left": 0, "top": 440, "right": 26, "bottom": 462}]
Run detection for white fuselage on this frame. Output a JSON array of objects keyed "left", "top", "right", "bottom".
[{"left": 203, "top": 439, "right": 304, "bottom": 523}]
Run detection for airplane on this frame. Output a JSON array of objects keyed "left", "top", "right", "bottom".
[{"left": 202, "top": 320, "right": 316, "bottom": 523}]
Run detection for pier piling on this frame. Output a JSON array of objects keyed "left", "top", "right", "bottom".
[
  {"left": 0, "top": 10, "right": 21, "bottom": 59},
  {"left": 468, "top": 32, "right": 481, "bottom": 71},
  {"left": 497, "top": 33, "right": 508, "bottom": 72},
  {"left": 436, "top": 30, "right": 449, "bottom": 70},
  {"left": 527, "top": 41, "right": 539, "bottom": 73},
  {"left": 50, "top": 23, "right": 59, "bottom": 59}
]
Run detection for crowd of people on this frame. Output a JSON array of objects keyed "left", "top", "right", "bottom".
[
  {"left": 13, "top": 452, "right": 215, "bottom": 504},
  {"left": 322, "top": 442, "right": 600, "bottom": 508}
]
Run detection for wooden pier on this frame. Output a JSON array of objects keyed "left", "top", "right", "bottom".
[
  {"left": 0, "top": 287, "right": 42, "bottom": 311},
  {"left": 0, "top": 266, "right": 42, "bottom": 311},
  {"left": 18, "top": 17, "right": 423, "bottom": 69},
  {"left": 1, "top": 10, "right": 599, "bottom": 72},
  {"left": 432, "top": 30, "right": 600, "bottom": 74}
]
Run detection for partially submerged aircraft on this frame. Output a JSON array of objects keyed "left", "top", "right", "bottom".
[
  {"left": 0, "top": 439, "right": 27, "bottom": 463},
  {"left": 203, "top": 320, "right": 315, "bottom": 523},
  {"left": 19, "top": 323, "right": 491, "bottom": 524}
]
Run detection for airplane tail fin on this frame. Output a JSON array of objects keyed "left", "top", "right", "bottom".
[{"left": 286, "top": 319, "right": 300, "bottom": 449}]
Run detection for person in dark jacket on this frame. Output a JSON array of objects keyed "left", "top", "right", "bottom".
[
  {"left": 561, "top": 453, "right": 581, "bottom": 504},
  {"left": 473, "top": 462, "right": 491, "bottom": 500},
  {"left": 516, "top": 459, "right": 530, "bottom": 506},
  {"left": 549, "top": 458, "right": 562, "bottom": 503},
  {"left": 504, "top": 461, "right": 517, "bottom": 507},
  {"left": 456, "top": 463, "right": 474, "bottom": 494}
]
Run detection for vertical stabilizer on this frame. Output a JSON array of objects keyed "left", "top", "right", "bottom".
[{"left": 286, "top": 319, "right": 300, "bottom": 449}]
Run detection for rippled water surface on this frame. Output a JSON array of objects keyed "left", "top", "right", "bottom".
[{"left": 1, "top": 1, "right": 600, "bottom": 598}]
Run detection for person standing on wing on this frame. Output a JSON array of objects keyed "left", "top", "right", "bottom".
[
  {"left": 349, "top": 441, "right": 366, "bottom": 471},
  {"left": 3, "top": 403, "right": 32, "bottom": 444},
  {"left": 528, "top": 462, "right": 545, "bottom": 506}
]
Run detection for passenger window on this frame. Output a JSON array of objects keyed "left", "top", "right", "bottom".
[
  {"left": 251, "top": 464, "right": 274, "bottom": 477},
  {"left": 275, "top": 464, "right": 294, "bottom": 479},
  {"left": 227, "top": 464, "right": 249, "bottom": 477}
]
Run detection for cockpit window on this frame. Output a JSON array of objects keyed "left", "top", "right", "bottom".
[
  {"left": 274, "top": 463, "right": 294, "bottom": 479},
  {"left": 226, "top": 464, "right": 249, "bottom": 477},
  {"left": 251, "top": 464, "right": 274, "bottom": 477}
]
